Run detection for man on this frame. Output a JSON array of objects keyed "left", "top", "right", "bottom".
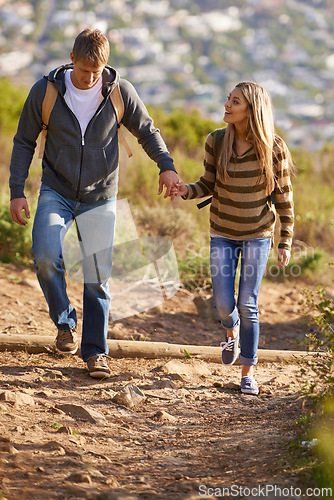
[{"left": 9, "top": 29, "right": 178, "bottom": 378}]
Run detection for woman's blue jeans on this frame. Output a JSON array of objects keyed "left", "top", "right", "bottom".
[
  {"left": 210, "top": 236, "right": 271, "bottom": 366},
  {"left": 32, "top": 185, "right": 116, "bottom": 362}
]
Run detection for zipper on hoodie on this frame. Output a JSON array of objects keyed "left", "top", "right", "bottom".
[
  {"left": 59, "top": 89, "right": 110, "bottom": 200},
  {"left": 58, "top": 95, "right": 86, "bottom": 200},
  {"left": 74, "top": 96, "right": 110, "bottom": 199},
  {"left": 75, "top": 136, "right": 85, "bottom": 200}
]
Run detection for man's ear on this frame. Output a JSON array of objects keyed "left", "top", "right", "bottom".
[{"left": 70, "top": 52, "right": 75, "bottom": 63}]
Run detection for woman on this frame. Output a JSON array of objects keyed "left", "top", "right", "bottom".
[{"left": 174, "top": 82, "right": 294, "bottom": 394}]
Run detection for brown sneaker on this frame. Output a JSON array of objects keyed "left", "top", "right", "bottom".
[
  {"left": 87, "top": 355, "right": 111, "bottom": 379},
  {"left": 55, "top": 328, "right": 78, "bottom": 355}
]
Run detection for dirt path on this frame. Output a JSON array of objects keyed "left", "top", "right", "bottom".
[{"left": 0, "top": 264, "right": 319, "bottom": 499}]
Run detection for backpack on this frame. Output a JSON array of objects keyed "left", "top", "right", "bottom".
[{"left": 38, "top": 80, "right": 132, "bottom": 159}]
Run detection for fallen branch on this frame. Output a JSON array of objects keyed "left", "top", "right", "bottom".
[{"left": 0, "top": 334, "right": 315, "bottom": 364}]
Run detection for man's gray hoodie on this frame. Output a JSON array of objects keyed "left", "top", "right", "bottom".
[{"left": 9, "top": 64, "right": 176, "bottom": 202}]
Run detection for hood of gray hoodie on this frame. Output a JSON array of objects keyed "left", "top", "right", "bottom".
[{"left": 45, "top": 63, "right": 120, "bottom": 98}]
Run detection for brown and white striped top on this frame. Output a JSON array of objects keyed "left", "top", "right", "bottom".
[{"left": 184, "top": 128, "right": 294, "bottom": 250}]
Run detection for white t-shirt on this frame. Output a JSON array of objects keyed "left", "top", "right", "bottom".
[{"left": 64, "top": 70, "right": 104, "bottom": 137}]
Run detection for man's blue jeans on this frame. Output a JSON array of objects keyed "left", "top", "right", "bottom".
[
  {"left": 32, "top": 185, "right": 116, "bottom": 362},
  {"left": 210, "top": 236, "right": 271, "bottom": 366}
]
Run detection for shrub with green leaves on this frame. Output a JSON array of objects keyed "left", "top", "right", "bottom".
[
  {"left": 133, "top": 203, "right": 196, "bottom": 239},
  {"left": 178, "top": 244, "right": 211, "bottom": 290},
  {"left": 314, "top": 399, "right": 334, "bottom": 489},
  {"left": 290, "top": 281, "right": 334, "bottom": 490},
  {"left": 300, "top": 283, "right": 334, "bottom": 397},
  {"left": 149, "top": 107, "right": 219, "bottom": 156},
  {"left": 264, "top": 245, "right": 325, "bottom": 283},
  {"left": 0, "top": 204, "right": 33, "bottom": 265},
  {"left": 0, "top": 78, "right": 27, "bottom": 133}
]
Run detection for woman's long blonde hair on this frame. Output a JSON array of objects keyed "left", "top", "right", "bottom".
[{"left": 218, "top": 81, "right": 292, "bottom": 195}]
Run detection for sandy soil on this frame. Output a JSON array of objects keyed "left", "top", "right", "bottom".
[{"left": 0, "top": 264, "right": 321, "bottom": 499}]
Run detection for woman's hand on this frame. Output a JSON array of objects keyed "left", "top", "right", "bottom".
[
  {"left": 170, "top": 181, "right": 188, "bottom": 198},
  {"left": 277, "top": 248, "right": 290, "bottom": 269}
]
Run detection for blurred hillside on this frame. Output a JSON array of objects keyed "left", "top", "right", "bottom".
[{"left": 0, "top": 0, "right": 333, "bottom": 150}]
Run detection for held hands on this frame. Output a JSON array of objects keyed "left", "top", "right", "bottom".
[
  {"left": 277, "top": 248, "right": 290, "bottom": 269},
  {"left": 158, "top": 171, "right": 188, "bottom": 201},
  {"left": 10, "top": 198, "right": 30, "bottom": 226},
  {"left": 158, "top": 170, "right": 179, "bottom": 200},
  {"left": 169, "top": 181, "right": 188, "bottom": 199}
]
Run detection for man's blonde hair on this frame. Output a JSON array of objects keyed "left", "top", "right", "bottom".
[
  {"left": 218, "top": 81, "right": 293, "bottom": 195},
  {"left": 72, "top": 29, "right": 109, "bottom": 67}
]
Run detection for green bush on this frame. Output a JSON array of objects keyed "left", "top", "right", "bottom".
[
  {"left": 0, "top": 204, "right": 33, "bottom": 265},
  {"left": 264, "top": 246, "right": 326, "bottom": 283},
  {"left": 314, "top": 398, "right": 334, "bottom": 489},
  {"left": 286, "top": 407, "right": 334, "bottom": 492},
  {"left": 300, "top": 283, "right": 334, "bottom": 397},
  {"left": 178, "top": 243, "right": 211, "bottom": 290},
  {"left": 0, "top": 78, "right": 27, "bottom": 133},
  {"left": 177, "top": 156, "right": 204, "bottom": 183},
  {"left": 149, "top": 106, "right": 219, "bottom": 156},
  {"left": 288, "top": 283, "right": 334, "bottom": 490},
  {"left": 293, "top": 152, "right": 334, "bottom": 254},
  {"left": 133, "top": 203, "right": 196, "bottom": 239}
]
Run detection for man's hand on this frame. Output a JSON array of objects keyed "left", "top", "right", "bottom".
[
  {"left": 158, "top": 170, "right": 179, "bottom": 200},
  {"left": 277, "top": 248, "right": 290, "bottom": 269},
  {"left": 10, "top": 198, "right": 30, "bottom": 226}
]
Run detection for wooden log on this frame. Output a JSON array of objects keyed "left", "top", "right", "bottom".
[{"left": 0, "top": 334, "right": 315, "bottom": 364}]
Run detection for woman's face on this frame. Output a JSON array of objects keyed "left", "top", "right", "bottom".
[{"left": 224, "top": 87, "right": 250, "bottom": 128}]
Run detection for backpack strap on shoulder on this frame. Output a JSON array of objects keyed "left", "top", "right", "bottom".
[
  {"left": 109, "top": 83, "right": 132, "bottom": 158},
  {"left": 38, "top": 80, "right": 58, "bottom": 159}
]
